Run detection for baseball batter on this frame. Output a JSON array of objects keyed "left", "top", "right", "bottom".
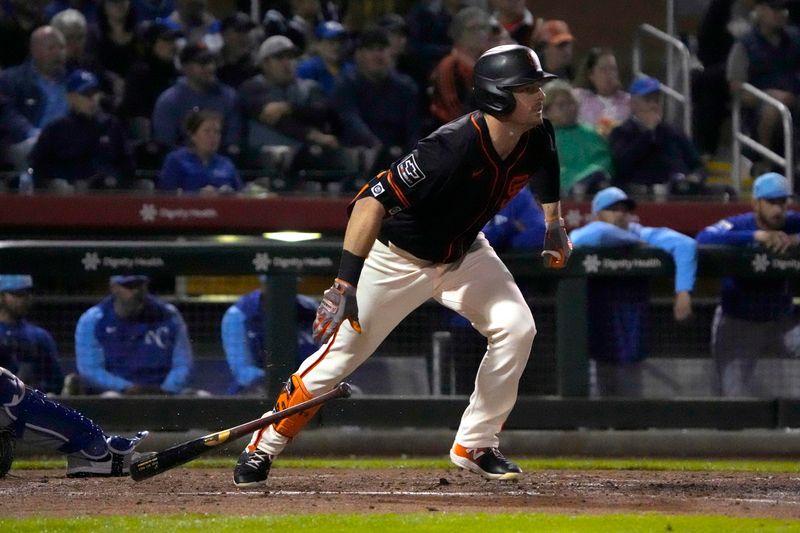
[{"left": 234, "top": 44, "right": 572, "bottom": 486}]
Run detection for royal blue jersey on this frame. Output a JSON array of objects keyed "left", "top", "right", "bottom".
[
  {"left": 481, "top": 187, "right": 546, "bottom": 252},
  {"left": 0, "top": 320, "right": 63, "bottom": 394},
  {"left": 75, "top": 295, "right": 193, "bottom": 393},
  {"left": 221, "top": 289, "right": 319, "bottom": 391},
  {"left": 697, "top": 211, "right": 800, "bottom": 321}
]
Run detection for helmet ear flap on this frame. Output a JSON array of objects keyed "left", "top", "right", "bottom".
[{"left": 473, "top": 85, "right": 515, "bottom": 115}]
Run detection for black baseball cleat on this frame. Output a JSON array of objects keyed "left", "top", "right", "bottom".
[
  {"left": 233, "top": 449, "right": 272, "bottom": 487},
  {"left": 450, "top": 443, "right": 522, "bottom": 480}
]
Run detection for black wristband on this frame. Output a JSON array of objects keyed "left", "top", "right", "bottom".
[{"left": 337, "top": 249, "right": 365, "bottom": 285}]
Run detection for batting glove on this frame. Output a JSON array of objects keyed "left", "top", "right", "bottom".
[
  {"left": 313, "top": 278, "right": 362, "bottom": 344},
  {"left": 541, "top": 218, "right": 572, "bottom": 269}
]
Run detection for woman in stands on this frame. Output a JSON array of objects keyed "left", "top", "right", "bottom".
[
  {"left": 572, "top": 47, "right": 630, "bottom": 137},
  {"left": 158, "top": 109, "right": 242, "bottom": 195}
]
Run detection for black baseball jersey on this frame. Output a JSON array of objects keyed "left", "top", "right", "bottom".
[{"left": 352, "top": 111, "right": 560, "bottom": 263}]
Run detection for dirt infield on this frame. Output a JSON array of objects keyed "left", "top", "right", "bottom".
[{"left": 3, "top": 467, "right": 800, "bottom": 519}]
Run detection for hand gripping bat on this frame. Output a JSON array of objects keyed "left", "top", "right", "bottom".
[{"left": 129, "top": 382, "right": 352, "bottom": 481}]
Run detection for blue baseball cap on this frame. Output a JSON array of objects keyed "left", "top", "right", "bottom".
[
  {"left": 110, "top": 274, "right": 150, "bottom": 285},
  {"left": 0, "top": 275, "right": 33, "bottom": 292},
  {"left": 591, "top": 187, "right": 637, "bottom": 214},
  {"left": 629, "top": 76, "right": 661, "bottom": 97},
  {"left": 66, "top": 69, "right": 100, "bottom": 95},
  {"left": 753, "top": 172, "right": 792, "bottom": 199},
  {"left": 316, "top": 20, "right": 346, "bottom": 40}
]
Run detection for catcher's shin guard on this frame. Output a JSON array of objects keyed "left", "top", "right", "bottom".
[
  {"left": 0, "top": 429, "right": 15, "bottom": 478},
  {"left": 272, "top": 375, "right": 321, "bottom": 438}
]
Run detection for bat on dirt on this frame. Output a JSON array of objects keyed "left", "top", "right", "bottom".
[{"left": 129, "top": 381, "right": 352, "bottom": 481}]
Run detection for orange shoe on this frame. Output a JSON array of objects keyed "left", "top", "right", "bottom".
[{"left": 450, "top": 443, "right": 522, "bottom": 480}]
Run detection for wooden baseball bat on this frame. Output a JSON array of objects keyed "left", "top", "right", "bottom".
[{"left": 129, "top": 382, "right": 352, "bottom": 481}]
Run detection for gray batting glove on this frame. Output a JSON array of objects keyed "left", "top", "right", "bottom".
[{"left": 313, "top": 278, "right": 362, "bottom": 344}]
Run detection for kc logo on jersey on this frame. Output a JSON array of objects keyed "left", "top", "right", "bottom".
[{"left": 396, "top": 154, "right": 426, "bottom": 188}]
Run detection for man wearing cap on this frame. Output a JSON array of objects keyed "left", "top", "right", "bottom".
[
  {"left": 118, "top": 21, "right": 180, "bottom": 125},
  {"left": 0, "top": 275, "right": 63, "bottom": 395},
  {"left": 152, "top": 41, "right": 241, "bottom": 150},
  {"left": 297, "top": 20, "right": 352, "bottom": 96},
  {"left": 609, "top": 75, "right": 705, "bottom": 195},
  {"left": 240, "top": 34, "right": 338, "bottom": 150},
  {"left": 536, "top": 19, "right": 575, "bottom": 81},
  {"left": 331, "top": 26, "right": 419, "bottom": 172},
  {"left": 74, "top": 275, "right": 194, "bottom": 396},
  {"left": 216, "top": 12, "right": 258, "bottom": 89},
  {"left": 221, "top": 276, "right": 319, "bottom": 395},
  {"left": 727, "top": 0, "right": 800, "bottom": 158},
  {"left": 29, "top": 68, "right": 132, "bottom": 191},
  {"left": 570, "top": 187, "right": 697, "bottom": 396},
  {"left": 697, "top": 172, "right": 800, "bottom": 396}
]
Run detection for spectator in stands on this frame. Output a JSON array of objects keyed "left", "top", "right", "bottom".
[
  {"left": 221, "top": 276, "right": 319, "bottom": 395},
  {"left": 117, "top": 21, "right": 179, "bottom": 129},
  {"left": 696, "top": 172, "right": 800, "bottom": 397},
  {"left": 536, "top": 19, "right": 575, "bottom": 82},
  {"left": 0, "top": 275, "right": 63, "bottom": 395},
  {"left": 0, "top": 0, "right": 47, "bottom": 69},
  {"left": 262, "top": 0, "right": 331, "bottom": 55},
  {"left": 163, "top": 0, "right": 222, "bottom": 52},
  {"left": 0, "top": 26, "right": 68, "bottom": 139},
  {"left": 379, "top": 13, "right": 411, "bottom": 76},
  {"left": 74, "top": 274, "right": 195, "bottom": 396},
  {"left": 573, "top": 47, "right": 631, "bottom": 137},
  {"left": 429, "top": 6, "right": 492, "bottom": 126},
  {"left": 45, "top": 0, "right": 98, "bottom": 25},
  {"left": 240, "top": 35, "right": 338, "bottom": 151},
  {"left": 29, "top": 69, "right": 132, "bottom": 192},
  {"left": 609, "top": 76, "right": 705, "bottom": 197},
  {"left": 152, "top": 42, "right": 241, "bottom": 150},
  {"left": 488, "top": 0, "right": 543, "bottom": 48},
  {"left": 296, "top": 20, "right": 352, "bottom": 96},
  {"left": 158, "top": 109, "right": 242, "bottom": 194},
  {"left": 570, "top": 187, "right": 697, "bottom": 397},
  {"left": 692, "top": 0, "right": 755, "bottom": 157},
  {"left": 0, "top": 91, "right": 36, "bottom": 174},
  {"left": 216, "top": 12, "right": 259, "bottom": 89},
  {"left": 543, "top": 80, "right": 613, "bottom": 197},
  {"left": 331, "top": 26, "right": 419, "bottom": 172},
  {"left": 130, "top": 0, "right": 173, "bottom": 23},
  {"left": 94, "top": 0, "right": 139, "bottom": 103},
  {"left": 405, "top": 0, "right": 459, "bottom": 107},
  {"left": 727, "top": 0, "right": 800, "bottom": 167}
]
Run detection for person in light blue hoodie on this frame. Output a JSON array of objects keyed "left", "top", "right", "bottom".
[{"left": 570, "top": 187, "right": 697, "bottom": 397}]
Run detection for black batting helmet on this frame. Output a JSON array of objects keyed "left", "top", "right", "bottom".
[{"left": 473, "top": 45, "right": 557, "bottom": 115}]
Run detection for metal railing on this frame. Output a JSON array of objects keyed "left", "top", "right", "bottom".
[
  {"left": 632, "top": 23, "right": 693, "bottom": 139},
  {"left": 732, "top": 83, "right": 794, "bottom": 193}
]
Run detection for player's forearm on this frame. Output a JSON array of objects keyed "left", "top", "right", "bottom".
[
  {"left": 343, "top": 196, "right": 386, "bottom": 258},
  {"left": 540, "top": 201, "right": 562, "bottom": 224}
]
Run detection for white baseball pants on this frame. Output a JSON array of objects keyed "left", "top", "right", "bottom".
[{"left": 250, "top": 234, "right": 536, "bottom": 456}]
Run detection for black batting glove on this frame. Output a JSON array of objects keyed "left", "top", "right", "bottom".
[
  {"left": 541, "top": 218, "right": 572, "bottom": 269},
  {"left": 312, "top": 278, "right": 362, "bottom": 344}
]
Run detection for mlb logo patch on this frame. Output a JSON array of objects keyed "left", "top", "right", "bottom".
[
  {"left": 396, "top": 154, "right": 426, "bottom": 188},
  {"left": 371, "top": 183, "right": 385, "bottom": 196}
]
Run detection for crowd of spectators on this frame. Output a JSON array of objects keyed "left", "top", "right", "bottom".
[{"left": 2, "top": 0, "right": 788, "bottom": 198}]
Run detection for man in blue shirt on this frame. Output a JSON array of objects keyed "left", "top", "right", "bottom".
[
  {"left": 152, "top": 42, "right": 241, "bottom": 150},
  {"left": 74, "top": 274, "right": 194, "bottom": 396},
  {"left": 571, "top": 187, "right": 697, "bottom": 396},
  {"left": 0, "top": 275, "right": 63, "bottom": 395},
  {"left": 0, "top": 366, "right": 148, "bottom": 478},
  {"left": 697, "top": 172, "right": 800, "bottom": 396},
  {"left": 221, "top": 276, "right": 319, "bottom": 395}
]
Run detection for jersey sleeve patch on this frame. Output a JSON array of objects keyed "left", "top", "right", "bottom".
[{"left": 396, "top": 154, "right": 427, "bottom": 188}]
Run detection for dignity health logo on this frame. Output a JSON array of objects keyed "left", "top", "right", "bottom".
[
  {"left": 582, "top": 254, "right": 662, "bottom": 273},
  {"left": 139, "top": 203, "right": 218, "bottom": 222},
  {"left": 752, "top": 253, "right": 800, "bottom": 273},
  {"left": 81, "top": 251, "right": 164, "bottom": 271}
]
